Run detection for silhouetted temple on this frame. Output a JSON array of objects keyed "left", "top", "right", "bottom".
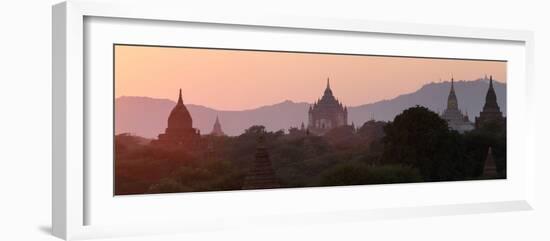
[
  {"left": 242, "top": 135, "right": 280, "bottom": 190},
  {"left": 476, "top": 76, "right": 505, "bottom": 128},
  {"left": 308, "top": 78, "right": 348, "bottom": 135},
  {"left": 151, "top": 89, "right": 200, "bottom": 147},
  {"left": 210, "top": 116, "right": 225, "bottom": 136},
  {"left": 482, "top": 147, "right": 498, "bottom": 178},
  {"left": 441, "top": 78, "right": 474, "bottom": 133}
]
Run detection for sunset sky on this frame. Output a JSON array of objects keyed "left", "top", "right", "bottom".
[{"left": 114, "top": 45, "right": 507, "bottom": 111}]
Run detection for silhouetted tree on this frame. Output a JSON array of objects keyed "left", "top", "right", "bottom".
[
  {"left": 381, "top": 106, "right": 466, "bottom": 181},
  {"left": 324, "top": 125, "right": 360, "bottom": 150},
  {"left": 287, "top": 127, "right": 306, "bottom": 138},
  {"left": 242, "top": 125, "right": 266, "bottom": 136},
  {"left": 116, "top": 110, "right": 506, "bottom": 195},
  {"left": 357, "top": 120, "right": 386, "bottom": 141}
]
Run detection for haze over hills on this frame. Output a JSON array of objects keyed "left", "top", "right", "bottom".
[{"left": 115, "top": 79, "right": 506, "bottom": 138}]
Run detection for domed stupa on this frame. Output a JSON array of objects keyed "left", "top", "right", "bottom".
[{"left": 152, "top": 89, "right": 200, "bottom": 147}]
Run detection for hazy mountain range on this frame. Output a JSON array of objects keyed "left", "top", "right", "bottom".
[{"left": 115, "top": 79, "right": 506, "bottom": 138}]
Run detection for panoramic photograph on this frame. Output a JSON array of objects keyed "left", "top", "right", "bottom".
[{"left": 114, "top": 44, "right": 507, "bottom": 195}]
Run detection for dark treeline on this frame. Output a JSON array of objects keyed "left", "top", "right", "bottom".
[{"left": 115, "top": 106, "right": 506, "bottom": 195}]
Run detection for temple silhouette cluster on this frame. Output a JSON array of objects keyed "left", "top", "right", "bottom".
[
  {"left": 151, "top": 76, "right": 505, "bottom": 145},
  {"left": 441, "top": 75, "right": 505, "bottom": 133},
  {"left": 146, "top": 76, "right": 504, "bottom": 189}
]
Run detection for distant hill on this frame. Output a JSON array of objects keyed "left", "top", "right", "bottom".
[{"left": 115, "top": 79, "right": 506, "bottom": 137}]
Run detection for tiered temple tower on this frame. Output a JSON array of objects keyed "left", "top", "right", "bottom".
[
  {"left": 441, "top": 78, "right": 474, "bottom": 133},
  {"left": 151, "top": 89, "right": 200, "bottom": 147},
  {"left": 242, "top": 134, "right": 281, "bottom": 190},
  {"left": 475, "top": 76, "right": 505, "bottom": 128},
  {"left": 210, "top": 116, "right": 225, "bottom": 136},
  {"left": 307, "top": 78, "right": 348, "bottom": 135}
]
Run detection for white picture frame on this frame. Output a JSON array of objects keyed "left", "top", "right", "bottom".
[{"left": 52, "top": 0, "right": 535, "bottom": 240}]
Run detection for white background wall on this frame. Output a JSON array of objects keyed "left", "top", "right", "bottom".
[{"left": 0, "top": 0, "right": 548, "bottom": 240}]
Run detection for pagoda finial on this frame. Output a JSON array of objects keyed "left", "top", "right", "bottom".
[
  {"left": 177, "top": 88, "right": 183, "bottom": 105},
  {"left": 449, "top": 75, "right": 456, "bottom": 92},
  {"left": 323, "top": 77, "right": 333, "bottom": 96},
  {"left": 489, "top": 75, "right": 493, "bottom": 88},
  {"left": 447, "top": 76, "right": 458, "bottom": 110}
]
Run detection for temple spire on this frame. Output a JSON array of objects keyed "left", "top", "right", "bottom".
[
  {"left": 210, "top": 115, "right": 225, "bottom": 136},
  {"left": 447, "top": 77, "right": 458, "bottom": 110},
  {"left": 449, "top": 74, "right": 457, "bottom": 95},
  {"left": 177, "top": 88, "right": 183, "bottom": 105},
  {"left": 483, "top": 75, "right": 498, "bottom": 110},
  {"left": 323, "top": 77, "right": 333, "bottom": 97},
  {"left": 451, "top": 77, "right": 455, "bottom": 90},
  {"left": 475, "top": 74, "right": 504, "bottom": 129}
]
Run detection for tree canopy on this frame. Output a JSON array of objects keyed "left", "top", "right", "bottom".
[{"left": 381, "top": 106, "right": 468, "bottom": 181}]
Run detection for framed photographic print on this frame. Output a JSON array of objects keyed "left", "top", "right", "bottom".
[
  {"left": 52, "top": 0, "right": 535, "bottom": 240},
  {"left": 114, "top": 44, "right": 507, "bottom": 195}
]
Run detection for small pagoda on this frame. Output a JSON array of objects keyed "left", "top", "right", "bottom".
[
  {"left": 482, "top": 146, "right": 498, "bottom": 178},
  {"left": 242, "top": 134, "right": 281, "bottom": 190},
  {"left": 210, "top": 116, "right": 226, "bottom": 136}
]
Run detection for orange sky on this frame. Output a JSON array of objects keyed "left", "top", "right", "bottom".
[{"left": 114, "top": 45, "right": 506, "bottom": 110}]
